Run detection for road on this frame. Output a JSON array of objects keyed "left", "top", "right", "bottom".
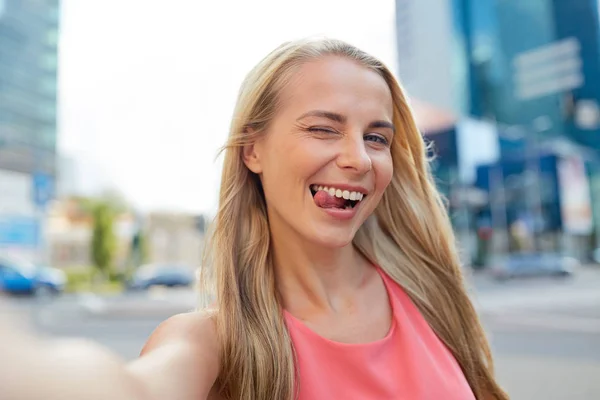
[
  {"left": 3, "top": 268, "right": 600, "bottom": 400},
  {"left": 474, "top": 268, "right": 600, "bottom": 399}
]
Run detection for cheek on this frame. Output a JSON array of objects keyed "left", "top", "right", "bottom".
[
  {"left": 260, "top": 139, "right": 321, "bottom": 199},
  {"left": 264, "top": 138, "right": 328, "bottom": 182},
  {"left": 373, "top": 153, "right": 394, "bottom": 192}
]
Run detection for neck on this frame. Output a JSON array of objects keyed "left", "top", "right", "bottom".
[{"left": 269, "top": 216, "right": 370, "bottom": 314}]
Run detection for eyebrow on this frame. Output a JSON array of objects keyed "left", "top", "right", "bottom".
[
  {"left": 368, "top": 120, "right": 396, "bottom": 134},
  {"left": 297, "top": 110, "right": 395, "bottom": 134},
  {"left": 297, "top": 110, "right": 346, "bottom": 124}
]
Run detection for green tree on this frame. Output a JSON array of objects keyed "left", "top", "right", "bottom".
[
  {"left": 70, "top": 189, "right": 128, "bottom": 216},
  {"left": 90, "top": 203, "right": 117, "bottom": 279}
]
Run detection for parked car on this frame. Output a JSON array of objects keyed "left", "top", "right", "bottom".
[
  {"left": 35, "top": 265, "right": 67, "bottom": 295},
  {"left": 0, "top": 256, "right": 66, "bottom": 295},
  {"left": 127, "top": 263, "right": 195, "bottom": 290},
  {"left": 490, "top": 252, "right": 579, "bottom": 280}
]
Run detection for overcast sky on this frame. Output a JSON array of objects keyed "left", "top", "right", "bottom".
[{"left": 58, "top": 0, "right": 398, "bottom": 214}]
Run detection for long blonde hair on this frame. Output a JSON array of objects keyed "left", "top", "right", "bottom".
[{"left": 202, "top": 38, "right": 508, "bottom": 400}]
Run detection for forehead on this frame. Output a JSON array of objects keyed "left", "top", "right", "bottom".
[{"left": 278, "top": 56, "right": 393, "bottom": 119}]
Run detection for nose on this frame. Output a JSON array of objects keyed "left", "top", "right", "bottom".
[{"left": 336, "top": 136, "right": 372, "bottom": 174}]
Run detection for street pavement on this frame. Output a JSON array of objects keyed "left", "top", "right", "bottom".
[
  {"left": 2, "top": 267, "right": 600, "bottom": 399},
  {"left": 473, "top": 267, "right": 600, "bottom": 399}
]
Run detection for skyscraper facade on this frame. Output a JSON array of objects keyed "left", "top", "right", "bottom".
[
  {"left": 0, "top": 0, "right": 59, "bottom": 174},
  {"left": 396, "top": 0, "right": 600, "bottom": 259},
  {"left": 0, "top": 0, "right": 60, "bottom": 259}
]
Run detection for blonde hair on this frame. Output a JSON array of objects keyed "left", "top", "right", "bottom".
[{"left": 202, "top": 37, "right": 508, "bottom": 400}]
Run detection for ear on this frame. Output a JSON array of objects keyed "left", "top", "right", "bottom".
[{"left": 242, "top": 141, "right": 263, "bottom": 174}]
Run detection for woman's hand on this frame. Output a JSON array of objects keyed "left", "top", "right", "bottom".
[
  {"left": 0, "top": 303, "right": 220, "bottom": 400},
  {"left": 0, "top": 307, "right": 153, "bottom": 400}
]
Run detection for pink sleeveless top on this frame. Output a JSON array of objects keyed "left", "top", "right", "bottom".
[{"left": 283, "top": 269, "right": 475, "bottom": 400}]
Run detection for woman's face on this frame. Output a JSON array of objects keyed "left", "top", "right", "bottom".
[{"left": 244, "top": 56, "right": 395, "bottom": 248}]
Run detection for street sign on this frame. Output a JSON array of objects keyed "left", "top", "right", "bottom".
[
  {"left": 32, "top": 173, "right": 54, "bottom": 209},
  {"left": 513, "top": 37, "right": 584, "bottom": 101}
]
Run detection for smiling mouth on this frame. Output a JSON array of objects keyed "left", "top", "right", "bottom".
[{"left": 309, "top": 184, "right": 367, "bottom": 209}]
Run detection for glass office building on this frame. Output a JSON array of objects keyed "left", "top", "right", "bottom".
[
  {"left": 0, "top": 0, "right": 60, "bottom": 260},
  {"left": 451, "top": 0, "right": 600, "bottom": 256},
  {"left": 397, "top": 0, "right": 600, "bottom": 259},
  {"left": 0, "top": 0, "right": 60, "bottom": 175},
  {"left": 454, "top": 0, "right": 600, "bottom": 146}
]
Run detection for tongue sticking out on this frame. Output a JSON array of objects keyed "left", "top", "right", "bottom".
[{"left": 313, "top": 190, "right": 347, "bottom": 209}]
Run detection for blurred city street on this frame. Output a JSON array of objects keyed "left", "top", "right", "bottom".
[
  {"left": 473, "top": 267, "right": 600, "bottom": 399},
  {"left": 3, "top": 267, "right": 600, "bottom": 400},
  {"left": 2, "top": 0, "right": 600, "bottom": 398}
]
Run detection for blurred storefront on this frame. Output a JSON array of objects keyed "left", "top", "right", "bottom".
[
  {"left": 45, "top": 200, "right": 206, "bottom": 271},
  {"left": 475, "top": 151, "right": 594, "bottom": 259},
  {"left": 46, "top": 198, "right": 135, "bottom": 269},
  {"left": 411, "top": 100, "right": 499, "bottom": 265},
  {"left": 0, "top": 0, "right": 60, "bottom": 263},
  {"left": 145, "top": 212, "right": 205, "bottom": 268}
]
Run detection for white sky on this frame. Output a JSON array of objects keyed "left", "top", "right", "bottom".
[{"left": 58, "top": 0, "right": 398, "bottom": 214}]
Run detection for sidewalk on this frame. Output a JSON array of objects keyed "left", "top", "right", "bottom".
[
  {"left": 469, "top": 263, "right": 599, "bottom": 288},
  {"left": 468, "top": 264, "right": 600, "bottom": 309},
  {"left": 496, "top": 355, "right": 600, "bottom": 400},
  {"left": 472, "top": 285, "right": 600, "bottom": 314},
  {"left": 78, "top": 288, "right": 198, "bottom": 318}
]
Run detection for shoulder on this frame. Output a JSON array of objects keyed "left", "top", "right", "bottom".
[
  {"left": 141, "top": 310, "right": 219, "bottom": 357},
  {"left": 128, "top": 311, "right": 222, "bottom": 399}
]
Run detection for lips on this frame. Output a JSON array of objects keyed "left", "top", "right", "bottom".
[{"left": 310, "top": 184, "right": 367, "bottom": 209}]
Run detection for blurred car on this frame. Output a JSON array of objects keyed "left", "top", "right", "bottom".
[
  {"left": 490, "top": 252, "right": 579, "bottom": 280},
  {"left": 127, "top": 263, "right": 195, "bottom": 290},
  {"left": 35, "top": 265, "right": 67, "bottom": 295},
  {"left": 0, "top": 256, "right": 66, "bottom": 295}
]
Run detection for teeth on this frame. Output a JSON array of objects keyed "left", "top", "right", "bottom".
[{"left": 311, "top": 185, "right": 366, "bottom": 202}]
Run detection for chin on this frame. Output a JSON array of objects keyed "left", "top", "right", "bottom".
[{"left": 308, "top": 226, "right": 358, "bottom": 248}]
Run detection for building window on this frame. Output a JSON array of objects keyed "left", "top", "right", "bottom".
[
  {"left": 40, "top": 53, "right": 57, "bottom": 70},
  {"left": 40, "top": 77, "right": 57, "bottom": 95},
  {"left": 38, "top": 102, "right": 56, "bottom": 121},
  {"left": 48, "top": 4, "right": 60, "bottom": 24},
  {"left": 45, "top": 29, "right": 58, "bottom": 47}
]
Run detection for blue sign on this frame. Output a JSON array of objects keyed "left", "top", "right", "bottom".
[
  {"left": 0, "top": 216, "right": 39, "bottom": 247},
  {"left": 32, "top": 173, "right": 54, "bottom": 209}
]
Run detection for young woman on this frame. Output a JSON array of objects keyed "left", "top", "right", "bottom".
[{"left": 0, "top": 38, "right": 508, "bottom": 400}]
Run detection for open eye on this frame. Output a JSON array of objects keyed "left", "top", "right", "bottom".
[{"left": 365, "top": 134, "right": 389, "bottom": 146}]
